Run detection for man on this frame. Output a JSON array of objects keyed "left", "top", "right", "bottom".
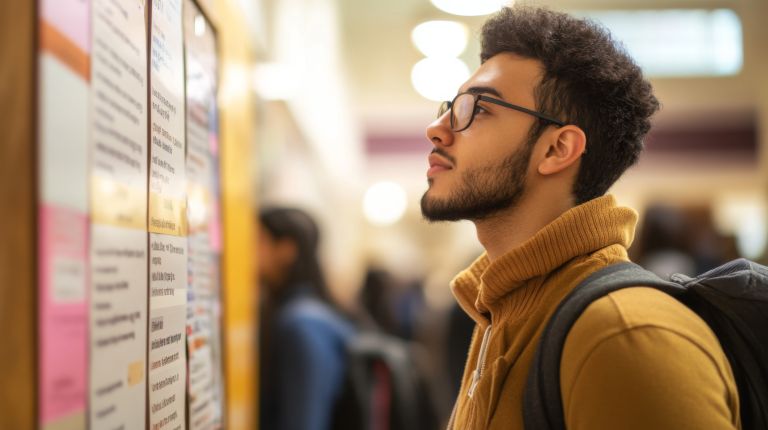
[{"left": 421, "top": 7, "right": 740, "bottom": 429}]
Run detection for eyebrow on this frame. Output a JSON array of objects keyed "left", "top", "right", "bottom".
[{"left": 465, "top": 86, "right": 504, "bottom": 99}]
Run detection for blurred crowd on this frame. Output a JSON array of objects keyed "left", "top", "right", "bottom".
[{"left": 256, "top": 203, "right": 759, "bottom": 430}]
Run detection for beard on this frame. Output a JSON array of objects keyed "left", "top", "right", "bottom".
[{"left": 420, "top": 141, "right": 534, "bottom": 222}]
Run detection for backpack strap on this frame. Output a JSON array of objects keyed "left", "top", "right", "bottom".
[{"left": 523, "top": 262, "right": 683, "bottom": 430}]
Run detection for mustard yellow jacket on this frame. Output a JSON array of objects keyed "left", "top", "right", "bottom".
[{"left": 449, "top": 195, "right": 740, "bottom": 429}]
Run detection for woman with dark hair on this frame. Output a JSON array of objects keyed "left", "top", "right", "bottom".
[{"left": 258, "top": 207, "right": 355, "bottom": 430}]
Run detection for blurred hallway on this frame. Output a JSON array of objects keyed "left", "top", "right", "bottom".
[{"left": 2, "top": 0, "right": 768, "bottom": 429}]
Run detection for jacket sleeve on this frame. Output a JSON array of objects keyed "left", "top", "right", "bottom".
[{"left": 560, "top": 289, "right": 740, "bottom": 430}]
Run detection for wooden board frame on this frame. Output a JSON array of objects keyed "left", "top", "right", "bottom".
[{"left": 0, "top": 0, "right": 38, "bottom": 428}]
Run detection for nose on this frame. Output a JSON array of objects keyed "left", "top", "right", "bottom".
[{"left": 426, "top": 111, "right": 454, "bottom": 148}]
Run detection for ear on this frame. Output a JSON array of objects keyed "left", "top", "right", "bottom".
[{"left": 537, "top": 125, "right": 587, "bottom": 176}]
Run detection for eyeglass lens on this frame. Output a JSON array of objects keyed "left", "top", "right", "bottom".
[
  {"left": 451, "top": 93, "right": 475, "bottom": 131},
  {"left": 436, "top": 94, "right": 479, "bottom": 131}
]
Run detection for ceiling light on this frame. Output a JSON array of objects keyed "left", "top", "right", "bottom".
[
  {"left": 430, "top": 0, "right": 510, "bottom": 17},
  {"left": 194, "top": 15, "right": 206, "bottom": 37},
  {"left": 363, "top": 181, "right": 407, "bottom": 226},
  {"left": 579, "top": 9, "right": 743, "bottom": 77},
  {"left": 411, "top": 20, "right": 468, "bottom": 57},
  {"left": 411, "top": 57, "right": 469, "bottom": 102}
]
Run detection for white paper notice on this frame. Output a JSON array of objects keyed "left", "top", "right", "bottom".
[
  {"left": 89, "top": 0, "right": 148, "bottom": 428},
  {"left": 184, "top": 2, "right": 225, "bottom": 428},
  {"left": 91, "top": 0, "right": 149, "bottom": 230},
  {"left": 149, "top": 234, "right": 187, "bottom": 430},
  {"left": 149, "top": 0, "right": 188, "bottom": 428},
  {"left": 90, "top": 225, "right": 148, "bottom": 429},
  {"left": 149, "top": 0, "right": 187, "bottom": 237}
]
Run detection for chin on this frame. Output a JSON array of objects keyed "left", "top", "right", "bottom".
[
  {"left": 419, "top": 193, "right": 449, "bottom": 222},
  {"left": 422, "top": 187, "right": 443, "bottom": 204}
]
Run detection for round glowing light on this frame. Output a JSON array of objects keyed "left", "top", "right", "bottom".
[
  {"left": 411, "top": 20, "right": 468, "bottom": 58},
  {"left": 194, "top": 15, "right": 206, "bottom": 37},
  {"left": 431, "top": 0, "right": 510, "bottom": 16},
  {"left": 363, "top": 181, "right": 407, "bottom": 226},
  {"left": 411, "top": 57, "right": 470, "bottom": 102}
]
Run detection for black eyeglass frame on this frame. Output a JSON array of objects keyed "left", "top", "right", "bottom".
[{"left": 440, "top": 92, "right": 566, "bottom": 132}]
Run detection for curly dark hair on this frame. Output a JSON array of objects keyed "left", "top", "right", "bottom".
[
  {"left": 260, "top": 207, "right": 331, "bottom": 304},
  {"left": 481, "top": 6, "right": 659, "bottom": 204}
]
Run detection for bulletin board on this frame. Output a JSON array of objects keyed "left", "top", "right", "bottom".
[{"left": 31, "top": 0, "right": 257, "bottom": 429}]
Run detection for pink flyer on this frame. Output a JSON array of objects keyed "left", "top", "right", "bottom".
[{"left": 39, "top": 204, "right": 88, "bottom": 425}]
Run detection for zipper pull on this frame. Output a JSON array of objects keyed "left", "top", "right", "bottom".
[
  {"left": 467, "top": 369, "right": 480, "bottom": 398},
  {"left": 467, "top": 324, "right": 492, "bottom": 399}
]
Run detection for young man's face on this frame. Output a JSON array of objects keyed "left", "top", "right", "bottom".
[{"left": 421, "top": 53, "right": 545, "bottom": 221}]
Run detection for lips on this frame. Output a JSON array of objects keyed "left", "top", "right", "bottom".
[{"left": 427, "top": 153, "right": 453, "bottom": 177}]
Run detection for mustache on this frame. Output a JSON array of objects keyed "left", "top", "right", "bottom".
[{"left": 431, "top": 148, "right": 456, "bottom": 166}]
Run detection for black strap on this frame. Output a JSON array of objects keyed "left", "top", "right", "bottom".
[{"left": 523, "top": 262, "right": 684, "bottom": 430}]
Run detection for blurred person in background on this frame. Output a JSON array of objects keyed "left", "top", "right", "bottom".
[
  {"left": 420, "top": 6, "right": 739, "bottom": 430},
  {"left": 681, "top": 206, "right": 741, "bottom": 273},
  {"left": 354, "top": 266, "right": 441, "bottom": 430},
  {"left": 358, "top": 267, "right": 401, "bottom": 336},
  {"left": 392, "top": 279, "right": 428, "bottom": 341},
  {"left": 257, "top": 207, "right": 356, "bottom": 430},
  {"left": 634, "top": 204, "right": 742, "bottom": 278},
  {"left": 634, "top": 204, "right": 697, "bottom": 277},
  {"left": 358, "top": 267, "right": 429, "bottom": 341},
  {"left": 445, "top": 302, "right": 474, "bottom": 399}
]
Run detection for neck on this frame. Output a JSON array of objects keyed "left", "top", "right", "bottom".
[{"left": 474, "top": 185, "right": 574, "bottom": 261}]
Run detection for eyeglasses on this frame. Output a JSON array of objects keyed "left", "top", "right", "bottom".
[{"left": 437, "top": 92, "right": 565, "bottom": 132}]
